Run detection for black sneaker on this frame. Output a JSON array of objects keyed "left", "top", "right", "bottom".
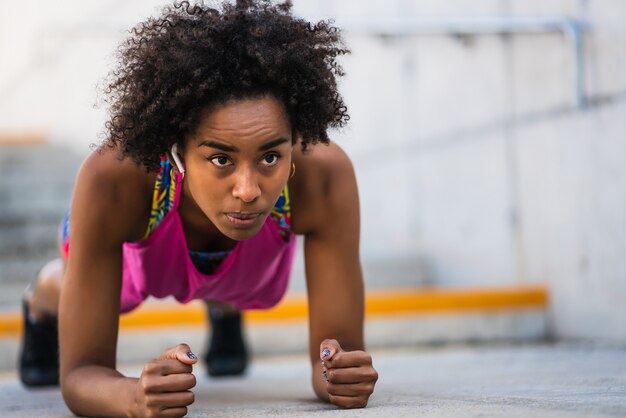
[
  {"left": 19, "top": 301, "right": 59, "bottom": 387},
  {"left": 204, "top": 307, "right": 248, "bottom": 377}
]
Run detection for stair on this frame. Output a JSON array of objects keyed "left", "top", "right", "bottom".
[{"left": 0, "top": 143, "right": 83, "bottom": 308}]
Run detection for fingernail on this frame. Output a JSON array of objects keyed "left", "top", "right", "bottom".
[
  {"left": 320, "top": 361, "right": 326, "bottom": 368},
  {"left": 322, "top": 370, "right": 328, "bottom": 381},
  {"left": 321, "top": 348, "right": 331, "bottom": 359},
  {"left": 187, "top": 351, "right": 197, "bottom": 360}
]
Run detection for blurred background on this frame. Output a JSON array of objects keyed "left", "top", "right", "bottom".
[{"left": 0, "top": 0, "right": 625, "bottom": 354}]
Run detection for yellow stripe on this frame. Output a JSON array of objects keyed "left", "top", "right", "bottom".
[
  {"left": 364, "top": 285, "right": 548, "bottom": 316},
  {"left": 0, "top": 312, "right": 21, "bottom": 337},
  {"left": 0, "top": 284, "right": 547, "bottom": 338}
]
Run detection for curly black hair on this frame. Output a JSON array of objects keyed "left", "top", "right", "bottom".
[{"left": 102, "top": 0, "right": 350, "bottom": 172}]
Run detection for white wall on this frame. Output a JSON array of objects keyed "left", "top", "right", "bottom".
[{"left": 1, "top": 0, "right": 625, "bottom": 341}]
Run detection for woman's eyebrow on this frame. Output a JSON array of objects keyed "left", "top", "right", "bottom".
[
  {"left": 199, "top": 137, "right": 288, "bottom": 152},
  {"left": 199, "top": 140, "right": 238, "bottom": 152},
  {"left": 259, "top": 138, "right": 289, "bottom": 151}
]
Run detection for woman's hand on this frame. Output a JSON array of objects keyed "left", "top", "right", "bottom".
[
  {"left": 132, "top": 343, "right": 197, "bottom": 418},
  {"left": 319, "top": 339, "right": 378, "bottom": 408}
]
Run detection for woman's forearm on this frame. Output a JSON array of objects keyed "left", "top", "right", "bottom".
[{"left": 62, "top": 365, "right": 139, "bottom": 418}]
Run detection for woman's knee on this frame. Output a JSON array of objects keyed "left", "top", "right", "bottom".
[
  {"left": 37, "top": 258, "right": 65, "bottom": 291},
  {"left": 27, "top": 258, "right": 65, "bottom": 319}
]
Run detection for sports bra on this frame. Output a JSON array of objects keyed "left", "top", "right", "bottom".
[{"left": 60, "top": 156, "right": 292, "bottom": 275}]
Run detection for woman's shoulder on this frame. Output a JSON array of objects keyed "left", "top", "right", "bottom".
[
  {"left": 72, "top": 146, "right": 155, "bottom": 242},
  {"left": 289, "top": 141, "right": 357, "bottom": 235}
]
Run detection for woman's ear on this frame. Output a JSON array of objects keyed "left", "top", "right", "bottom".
[{"left": 170, "top": 143, "right": 186, "bottom": 174}]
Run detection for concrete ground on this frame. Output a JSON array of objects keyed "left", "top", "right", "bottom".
[{"left": 1, "top": 342, "right": 625, "bottom": 417}]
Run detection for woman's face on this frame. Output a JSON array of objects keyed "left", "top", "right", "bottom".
[{"left": 179, "top": 95, "right": 293, "bottom": 241}]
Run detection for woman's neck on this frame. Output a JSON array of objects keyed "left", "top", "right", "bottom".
[{"left": 178, "top": 181, "right": 237, "bottom": 253}]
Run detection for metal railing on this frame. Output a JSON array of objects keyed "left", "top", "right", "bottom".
[{"left": 332, "top": 16, "right": 588, "bottom": 109}]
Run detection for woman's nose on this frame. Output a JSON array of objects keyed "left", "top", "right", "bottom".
[{"left": 232, "top": 168, "right": 261, "bottom": 203}]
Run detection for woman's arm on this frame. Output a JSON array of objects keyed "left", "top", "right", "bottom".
[
  {"left": 59, "top": 151, "right": 196, "bottom": 418},
  {"left": 291, "top": 143, "right": 378, "bottom": 408}
]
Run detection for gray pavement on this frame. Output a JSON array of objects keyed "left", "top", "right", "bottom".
[{"left": 1, "top": 342, "right": 625, "bottom": 417}]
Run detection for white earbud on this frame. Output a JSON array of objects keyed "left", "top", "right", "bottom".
[{"left": 170, "top": 143, "right": 186, "bottom": 174}]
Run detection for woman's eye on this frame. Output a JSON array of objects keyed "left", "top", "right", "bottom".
[
  {"left": 261, "top": 153, "right": 280, "bottom": 166},
  {"left": 210, "top": 156, "right": 232, "bottom": 167}
]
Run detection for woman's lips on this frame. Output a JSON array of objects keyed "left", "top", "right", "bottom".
[{"left": 225, "top": 212, "right": 262, "bottom": 226}]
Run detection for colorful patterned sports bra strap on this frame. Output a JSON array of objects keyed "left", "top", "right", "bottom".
[{"left": 142, "top": 156, "right": 176, "bottom": 240}]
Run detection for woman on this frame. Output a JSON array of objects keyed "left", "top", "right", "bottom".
[{"left": 19, "top": 1, "right": 378, "bottom": 416}]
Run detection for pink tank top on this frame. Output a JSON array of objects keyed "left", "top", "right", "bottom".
[{"left": 120, "top": 173, "right": 297, "bottom": 313}]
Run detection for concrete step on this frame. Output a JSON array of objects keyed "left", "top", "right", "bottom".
[
  {"left": 0, "top": 144, "right": 80, "bottom": 215},
  {"left": 0, "top": 143, "right": 83, "bottom": 167},
  {"left": 0, "top": 219, "right": 64, "bottom": 304},
  {"left": 0, "top": 223, "right": 59, "bottom": 257},
  {"left": 0, "top": 143, "right": 82, "bottom": 299},
  {"left": 0, "top": 285, "right": 549, "bottom": 370}
]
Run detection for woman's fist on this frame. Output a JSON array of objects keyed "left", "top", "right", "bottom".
[
  {"left": 320, "top": 339, "right": 378, "bottom": 408},
  {"left": 132, "top": 343, "right": 197, "bottom": 418}
]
